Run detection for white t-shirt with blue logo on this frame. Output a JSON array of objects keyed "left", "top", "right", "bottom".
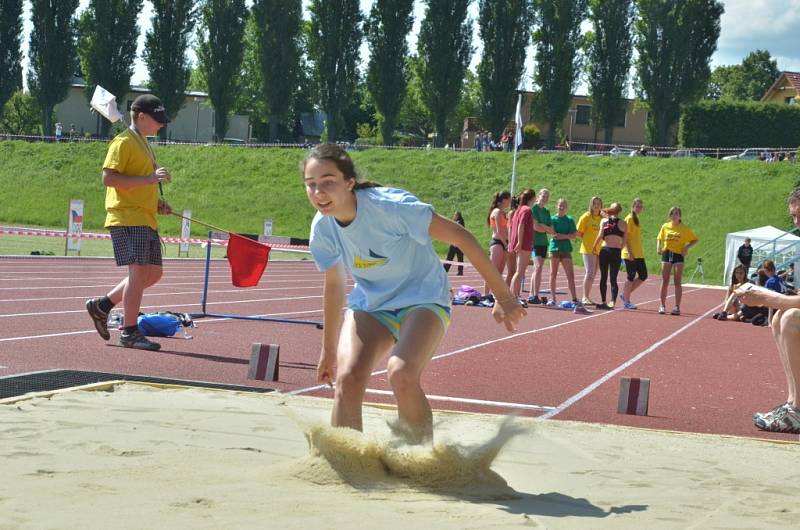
[{"left": 309, "top": 187, "right": 451, "bottom": 311}]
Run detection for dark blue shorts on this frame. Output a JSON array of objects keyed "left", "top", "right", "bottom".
[{"left": 661, "top": 251, "right": 684, "bottom": 265}]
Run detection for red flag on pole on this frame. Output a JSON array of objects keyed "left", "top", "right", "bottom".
[{"left": 226, "top": 233, "right": 271, "bottom": 287}]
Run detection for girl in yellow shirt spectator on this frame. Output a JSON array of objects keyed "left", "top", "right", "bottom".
[
  {"left": 576, "top": 196, "right": 603, "bottom": 305},
  {"left": 621, "top": 198, "right": 647, "bottom": 310},
  {"left": 656, "top": 207, "right": 699, "bottom": 315}
]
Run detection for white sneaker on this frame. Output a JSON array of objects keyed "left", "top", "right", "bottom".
[{"left": 658, "top": 305, "right": 666, "bottom": 314}]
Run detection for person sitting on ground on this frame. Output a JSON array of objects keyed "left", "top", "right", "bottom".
[
  {"left": 763, "top": 259, "right": 788, "bottom": 294},
  {"left": 546, "top": 198, "right": 590, "bottom": 314},
  {"left": 714, "top": 264, "right": 749, "bottom": 321},
  {"left": 737, "top": 187, "right": 800, "bottom": 434}
]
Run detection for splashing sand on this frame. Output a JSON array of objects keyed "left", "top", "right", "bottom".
[{"left": 286, "top": 416, "right": 528, "bottom": 500}]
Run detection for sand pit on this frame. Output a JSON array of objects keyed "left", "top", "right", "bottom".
[{"left": 1, "top": 383, "right": 798, "bottom": 529}]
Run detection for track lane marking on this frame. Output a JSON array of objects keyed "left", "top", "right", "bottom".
[
  {"left": 539, "top": 302, "right": 720, "bottom": 420},
  {"left": 364, "top": 388, "right": 555, "bottom": 411}
]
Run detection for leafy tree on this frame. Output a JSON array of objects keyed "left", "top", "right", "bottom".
[
  {"left": 448, "top": 68, "right": 482, "bottom": 144},
  {"left": 307, "top": 0, "right": 362, "bottom": 142},
  {"left": 232, "top": 14, "right": 268, "bottom": 138},
  {"left": 76, "top": 0, "right": 142, "bottom": 137},
  {"left": 586, "top": 0, "right": 634, "bottom": 144},
  {"left": 532, "top": 0, "right": 587, "bottom": 149},
  {"left": 27, "top": 0, "right": 80, "bottom": 135},
  {"left": 477, "top": 0, "right": 532, "bottom": 138},
  {"left": 252, "top": 0, "right": 302, "bottom": 142},
  {"left": 634, "top": 0, "right": 723, "bottom": 145},
  {"left": 144, "top": 0, "right": 198, "bottom": 141},
  {"left": 417, "top": 0, "right": 473, "bottom": 147},
  {"left": 365, "top": 0, "right": 414, "bottom": 145},
  {"left": 0, "top": 0, "right": 23, "bottom": 118},
  {"left": 0, "top": 90, "right": 45, "bottom": 135},
  {"left": 705, "top": 49, "right": 780, "bottom": 102},
  {"left": 396, "top": 55, "right": 433, "bottom": 141},
  {"left": 196, "top": 0, "right": 248, "bottom": 142}
]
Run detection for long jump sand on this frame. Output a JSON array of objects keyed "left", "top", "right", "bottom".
[{"left": 1, "top": 383, "right": 798, "bottom": 529}]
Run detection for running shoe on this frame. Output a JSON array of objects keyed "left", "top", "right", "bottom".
[
  {"left": 86, "top": 298, "right": 110, "bottom": 340},
  {"left": 119, "top": 328, "right": 161, "bottom": 351},
  {"left": 595, "top": 303, "right": 612, "bottom": 310},
  {"left": 518, "top": 298, "right": 528, "bottom": 308},
  {"left": 623, "top": 301, "right": 638, "bottom": 310},
  {"left": 671, "top": 307, "right": 681, "bottom": 316},
  {"left": 581, "top": 297, "right": 594, "bottom": 306},
  {"left": 527, "top": 295, "right": 542, "bottom": 305},
  {"left": 658, "top": 305, "right": 666, "bottom": 314},
  {"left": 545, "top": 299, "right": 556, "bottom": 307},
  {"left": 753, "top": 404, "right": 800, "bottom": 434},
  {"left": 752, "top": 402, "right": 791, "bottom": 424},
  {"left": 573, "top": 304, "right": 592, "bottom": 315}
]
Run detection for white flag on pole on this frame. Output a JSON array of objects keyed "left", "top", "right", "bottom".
[
  {"left": 515, "top": 93, "right": 524, "bottom": 147},
  {"left": 90, "top": 85, "right": 124, "bottom": 124}
]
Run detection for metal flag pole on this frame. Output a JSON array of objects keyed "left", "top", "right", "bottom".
[{"left": 510, "top": 92, "right": 523, "bottom": 197}]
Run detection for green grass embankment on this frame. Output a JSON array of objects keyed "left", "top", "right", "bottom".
[{"left": 0, "top": 139, "right": 797, "bottom": 283}]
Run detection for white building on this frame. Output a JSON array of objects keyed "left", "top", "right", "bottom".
[{"left": 56, "top": 79, "right": 250, "bottom": 143}]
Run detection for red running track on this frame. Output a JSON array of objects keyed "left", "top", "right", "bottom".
[{"left": 0, "top": 256, "right": 796, "bottom": 442}]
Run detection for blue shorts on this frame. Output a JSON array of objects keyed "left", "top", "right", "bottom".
[
  {"left": 661, "top": 251, "right": 684, "bottom": 264},
  {"left": 354, "top": 304, "right": 451, "bottom": 342}
]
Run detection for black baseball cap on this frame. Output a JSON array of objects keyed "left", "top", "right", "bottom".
[{"left": 131, "top": 94, "right": 170, "bottom": 124}]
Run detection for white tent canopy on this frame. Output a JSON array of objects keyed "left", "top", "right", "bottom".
[{"left": 723, "top": 225, "right": 800, "bottom": 283}]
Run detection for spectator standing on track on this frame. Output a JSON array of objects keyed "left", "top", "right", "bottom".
[
  {"left": 85, "top": 94, "right": 173, "bottom": 351},
  {"left": 483, "top": 191, "right": 511, "bottom": 299},
  {"left": 528, "top": 189, "right": 554, "bottom": 305},
  {"left": 621, "top": 198, "right": 647, "bottom": 310},
  {"left": 547, "top": 198, "right": 589, "bottom": 314},
  {"left": 592, "top": 203, "right": 630, "bottom": 310},
  {"left": 443, "top": 211, "right": 465, "bottom": 276},
  {"left": 738, "top": 187, "right": 800, "bottom": 434},
  {"left": 508, "top": 189, "right": 537, "bottom": 305},
  {"left": 303, "top": 144, "right": 525, "bottom": 444},
  {"left": 737, "top": 237, "right": 753, "bottom": 272},
  {"left": 656, "top": 206, "right": 699, "bottom": 316},
  {"left": 576, "top": 196, "right": 603, "bottom": 305}
]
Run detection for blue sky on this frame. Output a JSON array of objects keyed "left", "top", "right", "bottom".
[{"left": 19, "top": 0, "right": 800, "bottom": 95}]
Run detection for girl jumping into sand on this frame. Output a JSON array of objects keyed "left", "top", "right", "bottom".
[{"left": 303, "top": 144, "right": 525, "bottom": 443}]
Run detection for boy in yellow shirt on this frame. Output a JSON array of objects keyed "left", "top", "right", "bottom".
[{"left": 86, "top": 95, "right": 173, "bottom": 350}]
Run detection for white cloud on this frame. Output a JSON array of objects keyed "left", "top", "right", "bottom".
[{"left": 713, "top": 0, "right": 800, "bottom": 69}]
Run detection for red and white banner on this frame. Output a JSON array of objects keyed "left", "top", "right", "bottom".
[{"left": 66, "top": 199, "right": 84, "bottom": 253}]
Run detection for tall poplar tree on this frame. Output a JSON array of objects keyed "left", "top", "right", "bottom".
[
  {"left": 28, "top": 0, "right": 79, "bottom": 135},
  {"left": 144, "top": 0, "right": 198, "bottom": 140},
  {"left": 477, "top": 0, "right": 532, "bottom": 138},
  {"left": 634, "top": 0, "right": 723, "bottom": 145},
  {"left": 252, "top": 0, "right": 302, "bottom": 142},
  {"left": 586, "top": 0, "right": 634, "bottom": 144},
  {"left": 196, "top": 0, "right": 248, "bottom": 142},
  {"left": 365, "top": 0, "right": 414, "bottom": 145},
  {"left": 307, "top": 0, "right": 362, "bottom": 142},
  {"left": 532, "top": 0, "right": 587, "bottom": 149},
  {"left": 0, "top": 0, "right": 24, "bottom": 118},
  {"left": 417, "top": 0, "right": 473, "bottom": 147},
  {"left": 76, "top": 0, "right": 142, "bottom": 137}
]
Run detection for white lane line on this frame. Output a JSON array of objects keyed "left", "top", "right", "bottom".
[
  {"left": 287, "top": 288, "right": 707, "bottom": 399},
  {"left": 364, "top": 388, "right": 555, "bottom": 411},
  {"left": 539, "top": 303, "right": 720, "bottom": 420},
  {"left": 0, "top": 309, "right": 323, "bottom": 342},
  {"left": 0, "top": 295, "right": 324, "bottom": 318},
  {"left": 0, "top": 278, "right": 325, "bottom": 290}
]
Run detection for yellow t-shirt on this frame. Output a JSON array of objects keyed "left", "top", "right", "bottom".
[
  {"left": 576, "top": 211, "right": 602, "bottom": 254},
  {"left": 622, "top": 213, "right": 643, "bottom": 260},
  {"left": 657, "top": 222, "right": 698, "bottom": 254},
  {"left": 103, "top": 129, "right": 159, "bottom": 230}
]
